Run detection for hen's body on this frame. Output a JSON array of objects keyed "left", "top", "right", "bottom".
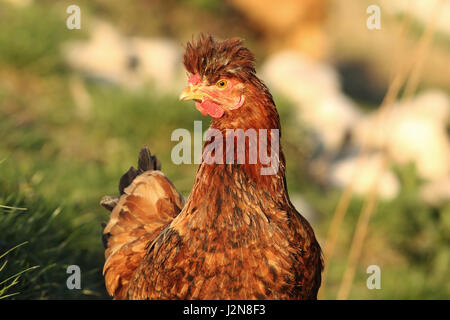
[{"left": 101, "top": 35, "right": 323, "bottom": 300}]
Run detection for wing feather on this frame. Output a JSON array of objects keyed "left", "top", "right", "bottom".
[{"left": 102, "top": 171, "right": 184, "bottom": 299}]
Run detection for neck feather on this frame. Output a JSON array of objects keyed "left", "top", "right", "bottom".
[{"left": 188, "top": 79, "right": 289, "bottom": 215}]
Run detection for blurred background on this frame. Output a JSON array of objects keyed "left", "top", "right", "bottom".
[{"left": 0, "top": 0, "right": 449, "bottom": 299}]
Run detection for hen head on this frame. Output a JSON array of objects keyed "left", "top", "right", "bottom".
[{"left": 179, "top": 34, "right": 277, "bottom": 130}]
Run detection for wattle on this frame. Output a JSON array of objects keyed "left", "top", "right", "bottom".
[{"left": 195, "top": 100, "right": 224, "bottom": 118}]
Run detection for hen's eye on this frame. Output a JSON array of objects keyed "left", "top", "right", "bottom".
[{"left": 216, "top": 79, "right": 228, "bottom": 88}]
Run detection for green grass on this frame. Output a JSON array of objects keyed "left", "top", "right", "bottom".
[
  {"left": 0, "top": 242, "right": 39, "bottom": 299},
  {"left": 0, "top": 1, "right": 448, "bottom": 300}
]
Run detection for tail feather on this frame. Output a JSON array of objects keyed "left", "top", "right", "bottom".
[
  {"left": 101, "top": 147, "right": 184, "bottom": 299},
  {"left": 118, "top": 147, "right": 161, "bottom": 195}
]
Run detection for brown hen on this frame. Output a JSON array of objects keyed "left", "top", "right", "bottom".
[{"left": 101, "top": 35, "right": 323, "bottom": 300}]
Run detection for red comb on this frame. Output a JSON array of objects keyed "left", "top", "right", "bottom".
[{"left": 188, "top": 73, "right": 201, "bottom": 85}]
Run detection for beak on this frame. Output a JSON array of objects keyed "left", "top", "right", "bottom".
[{"left": 179, "top": 85, "right": 206, "bottom": 101}]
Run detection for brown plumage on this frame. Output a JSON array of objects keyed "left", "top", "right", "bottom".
[{"left": 101, "top": 35, "right": 323, "bottom": 300}]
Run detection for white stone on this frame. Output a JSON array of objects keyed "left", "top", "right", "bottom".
[
  {"left": 330, "top": 153, "right": 400, "bottom": 200},
  {"left": 261, "top": 51, "right": 361, "bottom": 153},
  {"left": 63, "top": 21, "right": 183, "bottom": 93},
  {"left": 353, "top": 90, "right": 450, "bottom": 181}
]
